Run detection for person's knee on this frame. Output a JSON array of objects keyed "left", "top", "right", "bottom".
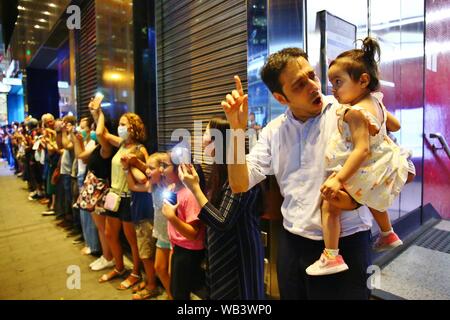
[
  {"left": 155, "top": 260, "right": 168, "bottom": 277},
  {"left": 104, "top": 226, "right": 119, "bottom": 242}
]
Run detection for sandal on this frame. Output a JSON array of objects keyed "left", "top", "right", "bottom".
[
  {"left": 131, "top": 287, "right": 161, "bottom": 300},
  {"left": 98, "top": 268, "right": 126, "bottom": 283},
  {"left": 117, "top": 273, "right": 141, "bottom": 290},
  {"left": 132, "top": 281, "right": 146, "bottom": 293}
]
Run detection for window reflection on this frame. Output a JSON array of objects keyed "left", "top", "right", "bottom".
[{"left": 247, "top": 0, "right": 305, "bottom": 130}]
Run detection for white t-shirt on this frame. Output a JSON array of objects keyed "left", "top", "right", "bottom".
[{"left": 77, "top": 139, "right": 96, "bottom": 177}]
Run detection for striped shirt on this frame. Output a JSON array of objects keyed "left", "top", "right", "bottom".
[{"left": 199, "top": 183, "right": 265, "bottom": 300}]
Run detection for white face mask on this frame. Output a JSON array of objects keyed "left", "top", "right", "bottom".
[
  {"left": 117, "top": 125, "right": 129, "bottom": 140},
  {"left": 204, "top": 141, "right": 215, "bottom": 157}
]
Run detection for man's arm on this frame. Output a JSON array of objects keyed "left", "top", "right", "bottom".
[{"left": 222, "top": 76, "right": 250, "bottom": 193}]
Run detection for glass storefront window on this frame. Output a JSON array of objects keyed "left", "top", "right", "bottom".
[
  {"left": 370, "top": 0, "right": 425, "bottom": 220},
  {"left": 247, "top": 0, "right": 305, "bottom": 129},
  {"left": 306, "top": 0, "right": 369, "bottom": 93}
]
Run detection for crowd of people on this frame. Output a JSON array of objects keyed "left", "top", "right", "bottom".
[{"left": 2, "top": 37, "right": 416, "bottom": 300}]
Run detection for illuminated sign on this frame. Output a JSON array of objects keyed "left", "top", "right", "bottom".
[
  {"left": 58, "top": 81, "right": 69, "bottom": 89},
  {"left": 3, "top": 78, "right": 23, "bottom": 86}
]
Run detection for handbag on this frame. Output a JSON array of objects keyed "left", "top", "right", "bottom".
[
  {"left": 103, "top": 181, "right": 126, "bottom": 213},
  {"left": 77, "top": 171, "right": 110, "bottom": 212}
]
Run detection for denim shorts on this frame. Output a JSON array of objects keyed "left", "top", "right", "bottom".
[{"left": 156, "top": 239, "right": 172, "bottom": 250}]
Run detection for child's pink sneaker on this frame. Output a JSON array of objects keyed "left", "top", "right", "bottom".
[
  {"left": 306, "top": 252, "right": 349, "bottom": 276},
  {"left": 373, "top": 232, "right": 403, "bottom": 252}
]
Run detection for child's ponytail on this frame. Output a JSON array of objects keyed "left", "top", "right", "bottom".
[{"left": 362, "top": 37, "right": 381, "bottom": 66}]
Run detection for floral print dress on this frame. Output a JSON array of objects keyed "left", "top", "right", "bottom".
[{"left": 325, "top": 94, "right": 409, "bottom": 212}]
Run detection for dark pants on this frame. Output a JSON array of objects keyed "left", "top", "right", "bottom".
[
  {"left": 277, "top": 228, "right": 372, "bottom": 300},
  {"left": 170, "top": 245, "right": 205, "bottom": 300},
  {"left": 60, "top": 174, "right": 73, "bottom": 222}
]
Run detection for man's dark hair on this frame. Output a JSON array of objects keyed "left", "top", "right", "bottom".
[{"left": 260, "top": 48, "right": 308, "bottom": 96}]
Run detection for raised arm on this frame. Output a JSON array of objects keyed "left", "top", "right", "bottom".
[
  {"left": 222, "top": 76, "right": 250, "bottom": 193},
  {"left": 96, "top": 108, "right": 122, "bottom": 148},
  {"left": 178, "top": 164, "right": 246, "bottom": 231},
  {"left": 89, "top": 99, "right": 113, "bottom": 158}
]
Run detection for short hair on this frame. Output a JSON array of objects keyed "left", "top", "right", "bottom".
[
  {"left": 260, "top": 47, "right": 309, "bottom": 95},
  {"left": 80, "top": 116, "right": 94, "bottom": 129},
  {"left": 63, "top": 115, "right": 77, "bottom": 125}
]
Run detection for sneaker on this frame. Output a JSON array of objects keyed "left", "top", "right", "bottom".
[
  {"left": 81, "top": 247, "right": 92, "bottom": 255},
  {"left": 28, "top": 193, "right": 43, "bottom": 201},
  {"left": 91, "top": 257, "right": 115, "bottom": 271},
  {"left": 90, "top": 256, "right": 104, "bottom": 268},
  {"left": 42, "top": 209, "right": 56, "bottom": 216},
  {"left": 306, "top": 252, "right": 349, "bottom": 276},
  {"left": 373, "top": 232, "right": 403, "bottom": 252}
]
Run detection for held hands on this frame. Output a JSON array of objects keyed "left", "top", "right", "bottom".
[
  {"left": 178, "top": 164, "right": 199, "bottom": 192},
  {"left": 320, "top": 172, "right": 343, "bottom": 200},
  {"left": 221, "top": 75, "right": 248, "bottom": 130},
  {"left": 120, "top": 154, "right": 132, "bottom": 170}
]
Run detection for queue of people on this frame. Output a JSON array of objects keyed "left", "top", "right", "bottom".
[{"left": 6, "top": 37, "right": 414, "bottom": 300}]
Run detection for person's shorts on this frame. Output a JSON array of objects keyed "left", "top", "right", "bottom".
[
  {"left": 156, "top": 238, "right": 172, "bottom": 250},
  {"left": 104, "top": 196, "right": 132, "bottom": 222},
  {"left": 134, "top": 219, "right": 157, "bottom": 259}
]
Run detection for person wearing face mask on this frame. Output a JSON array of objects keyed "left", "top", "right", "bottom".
[
  {"left": 177, "top": 117, "right": 265, "bottom": 300},
  {"left": 71, "top": 117, "right": 101, "bottom": 256},
  {"left": 95, "top": 105, "right": 147, "bottom": 291}
]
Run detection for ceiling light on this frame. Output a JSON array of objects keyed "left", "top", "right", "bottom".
[
  {"left": 18, "top": 6, "right": 26, "bottom": 10},
  {"left": 49, "top": 3, "right": 57, "bottom": 8},
  {"left": 34, "top": 25, "right": 41, "bottom": 29},
  {"left": 39, "top": 19, "right": 46, "bottom": 23},
  {"left": 43, "top": 11, "right": 51, "bottom": 15}
]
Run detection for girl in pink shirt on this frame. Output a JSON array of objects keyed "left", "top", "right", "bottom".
[{"left": 161, "top": 149, "right": 206, "bottom": 300}]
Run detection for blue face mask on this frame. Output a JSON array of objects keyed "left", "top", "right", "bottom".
[
  {"left": 80, "top": 129, "right": 88, "bottom": 140},
  {"left": 90, "top": 131, "right": 97, "bottom": 142}
]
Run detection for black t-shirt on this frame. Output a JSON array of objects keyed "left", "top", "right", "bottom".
[{"left": 86, "top": 145, "right": 112, "bottom": 180}]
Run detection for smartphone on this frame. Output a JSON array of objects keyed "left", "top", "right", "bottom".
[
  {"left": 163, "top": 189, "right": 177, "bottom": 205},
  {"left": 92, "top": 92, "right": 104, "bottom": 106}
]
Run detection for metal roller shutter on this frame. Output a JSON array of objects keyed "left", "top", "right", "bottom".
[
  {"left": 76, "top": 0, "right": 97, "bottom": 118},
  {"left": 156, "top": 0, "right": 248, "bottom": 164}
]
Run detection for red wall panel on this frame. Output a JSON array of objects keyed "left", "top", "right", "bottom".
[{"left": 424, "top": 0, "right": 450, "bottom": 219}]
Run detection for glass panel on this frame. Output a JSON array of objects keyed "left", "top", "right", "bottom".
[
  {"left": 96, "top": 0, "right": 134, "bottom": 115},
  {"left": 306, "top": 0, "right": 369, "bottom": 92},
  {"left": 370, "top": 0, "right": 424, "bottom": 222},
  {"left": 247, "top": 0, "right": 305, "bottom": 134}
]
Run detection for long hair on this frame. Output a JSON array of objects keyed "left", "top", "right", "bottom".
[
  {"left": 206, "top": 117, "right": 230, "bottom": 207},
  {"left": 121, "top": 112, "right": 146, "bottom": 144}
]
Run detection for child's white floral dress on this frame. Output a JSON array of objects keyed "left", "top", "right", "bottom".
[{"left": 325, "top": 94, "right": 409, "bottom": 212}]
